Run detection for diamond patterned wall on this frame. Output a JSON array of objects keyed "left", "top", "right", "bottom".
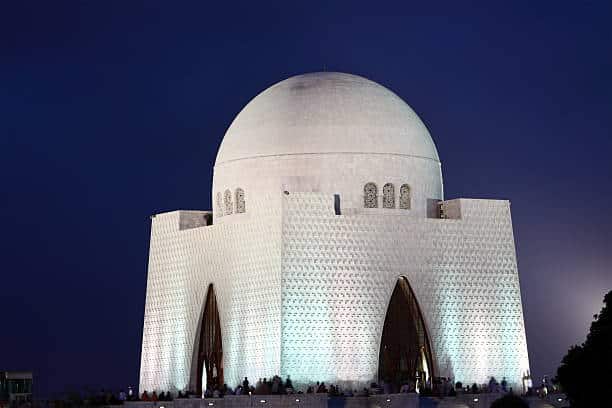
[
  {"left": 139, "top": 197, "right": 283, "bottom": 393},
  {"left": 139, "top": 192, "right": 529, "bottom": 393},
  {"left": 280, "top": 193, "right": 529, "bottom": 389}
]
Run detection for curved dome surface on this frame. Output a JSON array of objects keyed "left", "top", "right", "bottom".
[{"left": 216, "top": 72, "right": 440, "bottom": 165}]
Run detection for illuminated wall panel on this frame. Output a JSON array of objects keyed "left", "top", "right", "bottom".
[
  {"left": 279, "top": 194, "right": 529, "bottom": 389},
  {"left": 139, "top": 194, "right": 529, "bottom": 392}
]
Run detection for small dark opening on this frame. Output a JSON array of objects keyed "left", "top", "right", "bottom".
[{"left": 334, "top": 194, "right": 341, "bottom": 215}]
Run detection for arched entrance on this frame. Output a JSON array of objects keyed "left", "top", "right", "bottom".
[
  {"left": 378, "top": 277, "right": 434, "bottom": 392},
  {"left": 195, "top": 284, "right": 223, "bottom": 395}
]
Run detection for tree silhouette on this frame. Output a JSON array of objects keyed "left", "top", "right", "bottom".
[{"left": 557, "top": 290, "right": 612, "bottom": 407}]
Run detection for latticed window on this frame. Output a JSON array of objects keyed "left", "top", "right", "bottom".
[
  {"left": 224, "top": 189, "right": 233, "bottom": 215},
  {"left": 364, "top": 182, "right": 378, "bottom": 208},
  {"left": 383, "top": 183, "right": 395, "bottom": 208},
  {"left": 399, "top": 184, "right": 411, "bottom": 209},
  {"left": 235, "top": 188, "right": 245, "bottom": 214},
  {"left": 216, "top": 192, "right": 223, "bottom": 217}
]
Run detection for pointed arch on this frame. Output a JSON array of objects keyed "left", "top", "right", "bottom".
[
  {"left": 193, "top": 284, "right": 223, "bottom": 395},
  {"left": 383, "top": 183, "right": 395, "bottom": 209},
  {"left": 378, "top": 277, "right": 434, "bottom": 391},
  {"left": 399, "top": 184, "right": 411, "bottom": 210},
  {"left": 364, "top": 182, "right": 378, "bottom": 208}
]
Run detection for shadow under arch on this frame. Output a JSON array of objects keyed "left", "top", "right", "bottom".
[
  {"left": 192, "top": 284, "right": 223, "bottom": 395},
  {"left": 378, "top": 276, "right": 435, "bottom": 391}
]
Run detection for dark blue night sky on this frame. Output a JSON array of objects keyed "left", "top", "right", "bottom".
[{"left": 1, "top": 0, "right": 611, "bottom": 397}]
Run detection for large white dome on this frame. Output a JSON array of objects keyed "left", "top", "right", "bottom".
[
  {"left": 216, "top": 72, "right": 440, "bottom": 165},
  {"left": 213, "top": 72, "right": 444, "bottom": 222}
]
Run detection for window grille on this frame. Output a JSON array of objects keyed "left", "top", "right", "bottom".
[
  {"left": 216, "top": 192, "right": 223, "bottom": 217},
  {"left": 364, "top": 183, "right": 378, "bottom": 208},
  {"left": 235, "top": 188, "right": 245, "bottom": 214},
  {"left": 224, "top": 189, "right": 233, "bottom": 215},
  {"left": 400, "top": 184, "right": 411, "bottom": 209},
  {"left": 383, "top": 183, "right": 395, "bottom": 209}
]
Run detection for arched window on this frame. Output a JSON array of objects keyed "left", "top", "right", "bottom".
[
  {"left": 383, "top": 183, "right": 395, "bottom": 209},
  {"left": 364, "top": 182, "right": 378, "bottom": 208},
  {"left": 399, "top": 184, "right": 411, "bottom": 210},
  {"left": 224, "top": 189, "right": 233, "bottom": 215},
  {"left": 235, "top": 188, "right": 245, "bottom": 214},
  {"left": 216, "top": 192, "right": 223, "bottom": 217}
]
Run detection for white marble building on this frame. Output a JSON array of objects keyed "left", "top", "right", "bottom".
[{"left": 139, "top": 72, "right": 530, "bottom": 394}]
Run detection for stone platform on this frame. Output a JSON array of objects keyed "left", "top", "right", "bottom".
[
  {"left": 121, "top": 393, "right": 568, "bottom": 408},
  {"left": 124, "top": 394, "right": 416, "bottom": 408}
]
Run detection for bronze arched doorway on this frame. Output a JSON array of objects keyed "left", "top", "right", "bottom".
[
  {"left": 378, "top": 277, "right": 434, "bottom": 391},
  {"left": 195, "top": 284, "right": 223, "bottom": 394}
]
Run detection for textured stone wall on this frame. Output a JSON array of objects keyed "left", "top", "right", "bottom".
[
  {"left": 140, "top": 192, "right": 529, "bottom": 393},
  {"left": 280, "top": 193, "right": 529, "bottom": 389},
  {"left": 139, "top": 206, "right": 283, "bottom": 393}
]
